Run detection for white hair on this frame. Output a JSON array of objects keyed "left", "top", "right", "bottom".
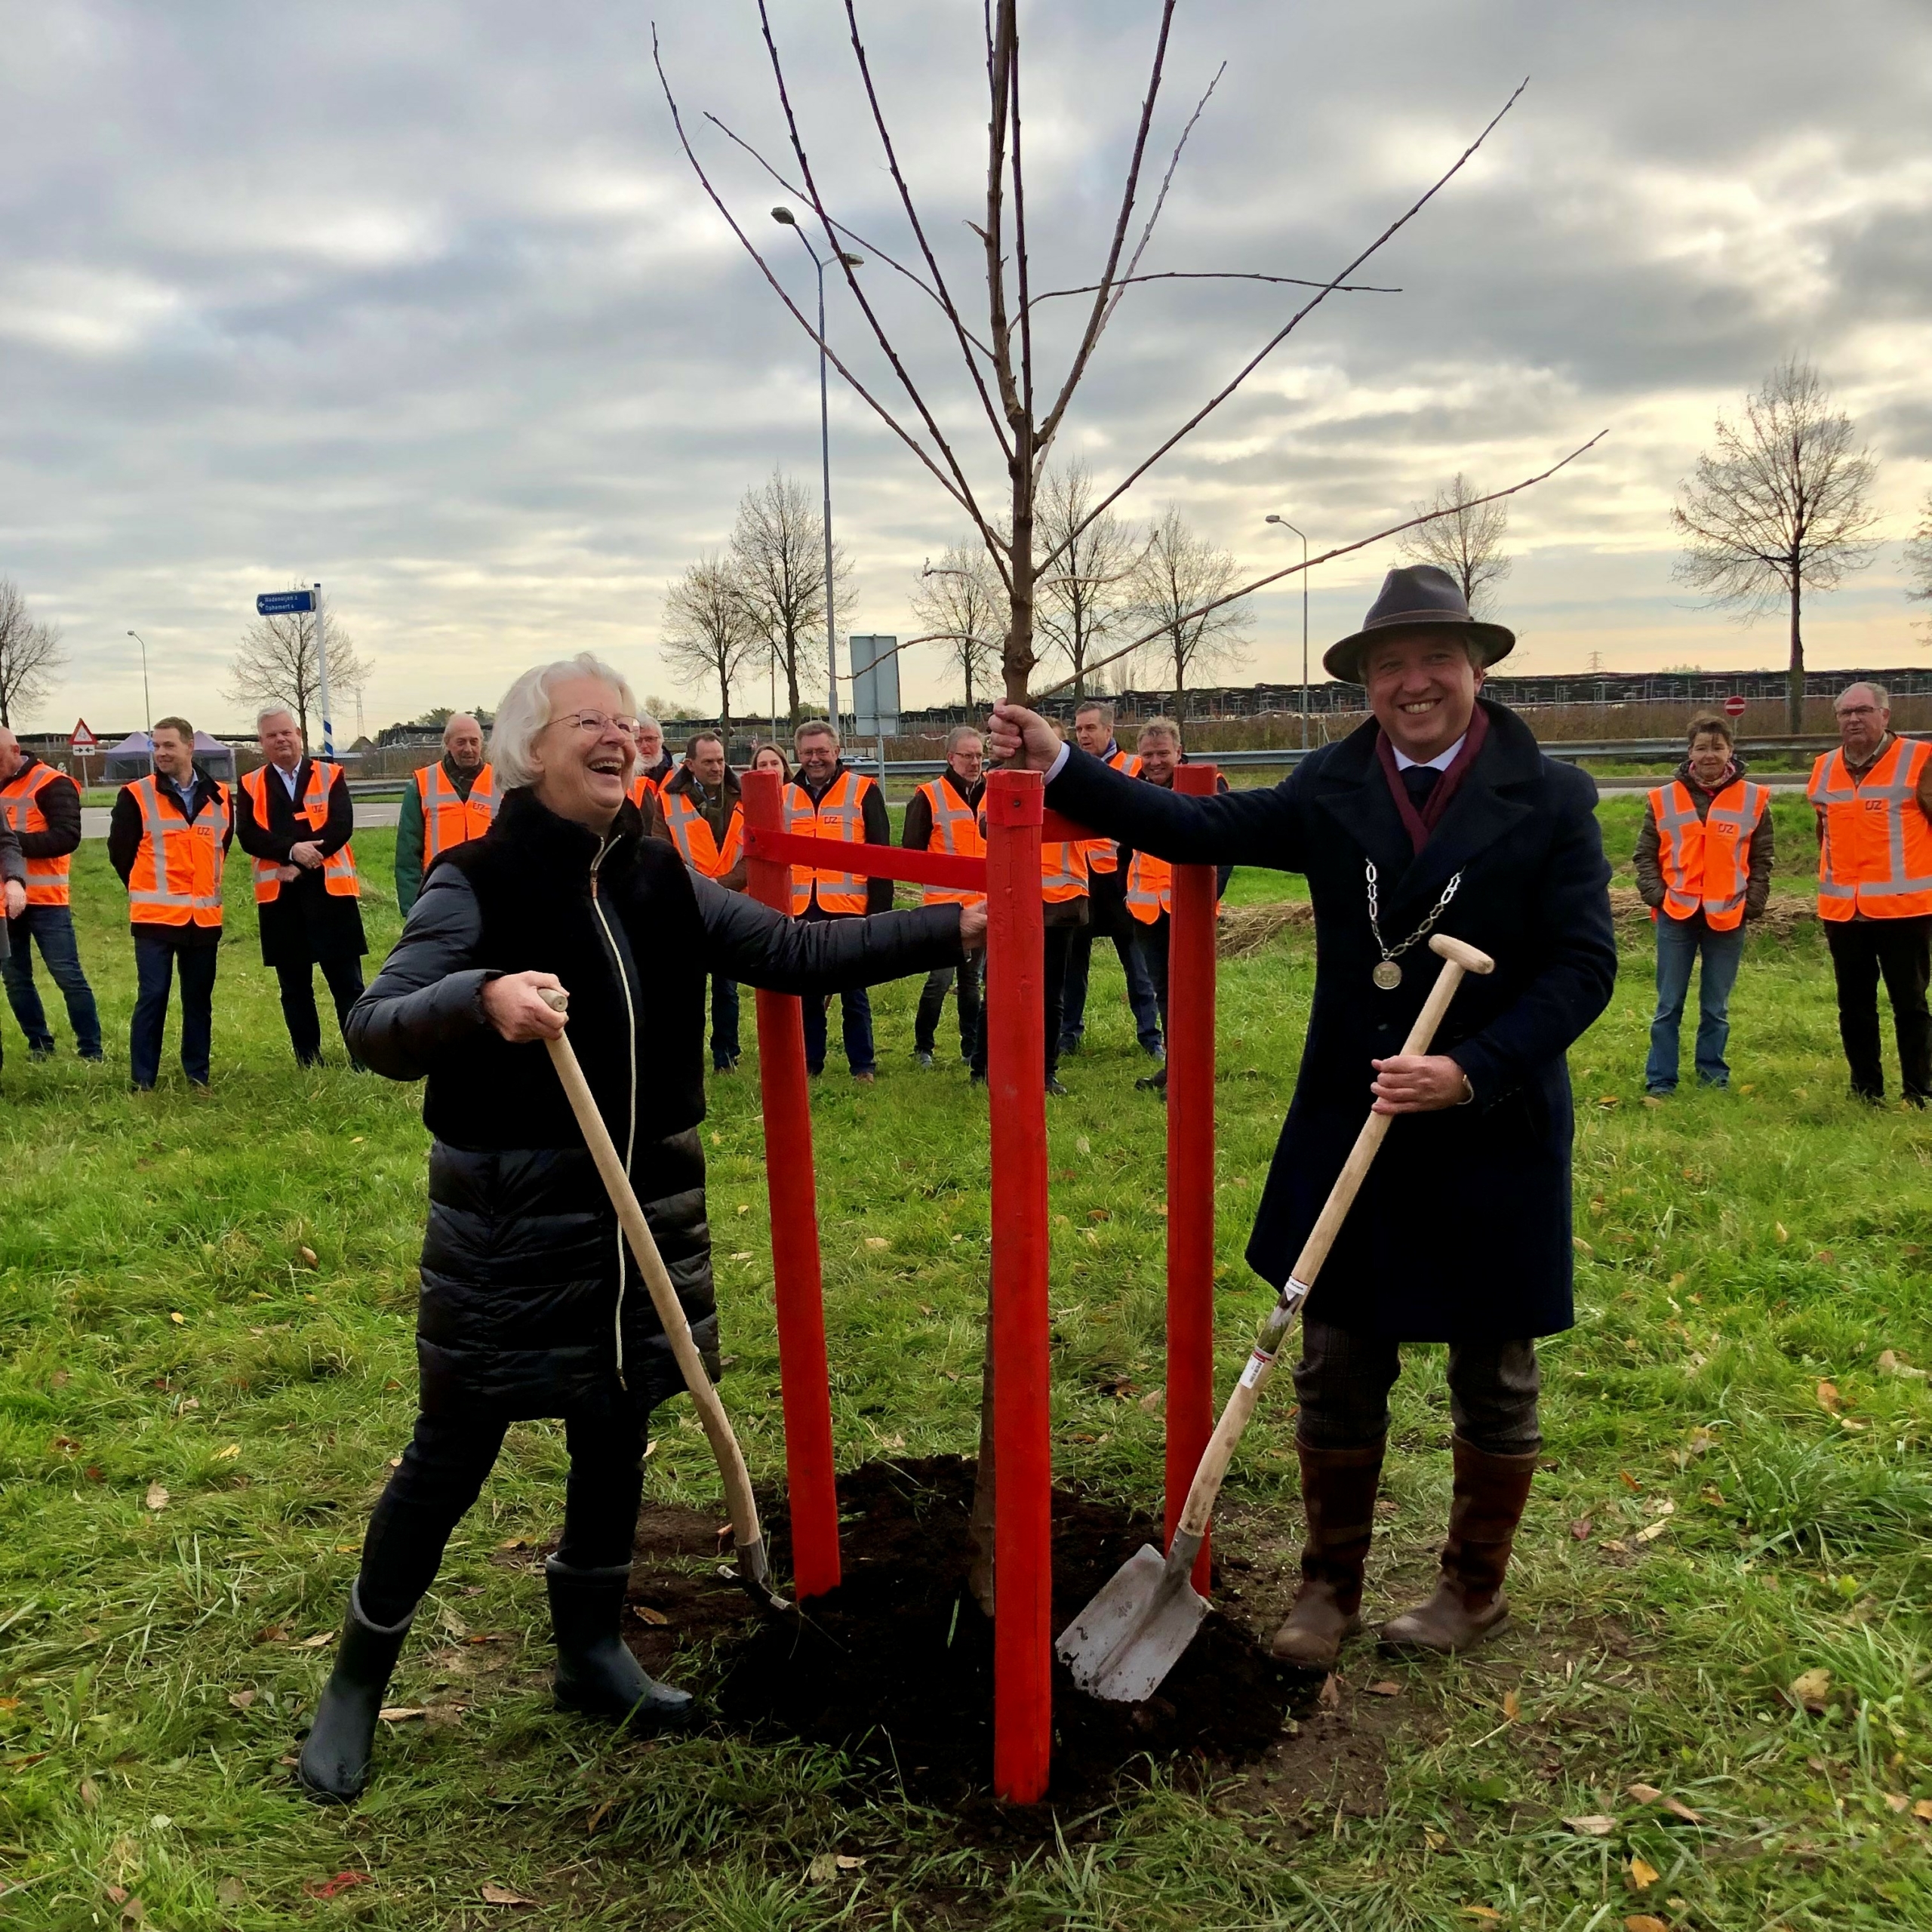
[
  {"left": 441, "top": 712, "right": 481, "bottom": 746},
  {"left": 489, "top": 654, "right": 638, "bottom": 787},
  {"left": 257, "top": 706, "right": 297, "bottom": 731}
]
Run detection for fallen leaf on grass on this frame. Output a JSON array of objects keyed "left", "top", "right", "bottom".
[
  {"left": 1572, "top": 1238, "right": 1595, "bottom": 1257},
  {"left": 1319, "top": 1674, "right": 1343, "bottom": 1710},
  {"left": 79, "top": 1776, "right": 100, "bottom": 1807},
  {"left": 298, "top": 1247, "right": 319, "bottom": 1268},
  {"left": 807, "top": 1852, "right": 870, "bottom": 1884},
  {"left": 1460, "top": 1908, "right": 1504, "bottom": 1922},
  {"left": 1625, "top": 1918, "right": 1667, "bottom": 1932},
  {"left": 1599, "top": 1538, "right": 1629, "bottom": 1554},
  {"left": 1364, "top": 1681, "right": 1401, "bottom": 1697},
  {"left": 1570, "top": 1516, "right": 1594, "bottom": 1540},
  {"left": 296, "top": 1631, "right": 333, "bottom": 1649},
  {"left": 1618, "top": 1469, "right": 1642, "bottom": 1492},
  {"left": 835, "top": 1855, "right": 867, "bottom": 1870},
  {"left": 864, "top": 1237, "right": 890, "bottom": 1250},
  {"left": 480, "top": 1883, "right": 538, "bottom": 1906},
  {"left": 168, "top": 1311, "right": 186, "bottom": 1326},
  {"left": 1139, "top": 1386, "right": 1164, "bottom": 1414},
  {"left": 635, "top": 1606, "right": 669, "bottom": 1628},
  {"left": 143, "top": 1483, "right": 168, "bottom": 1512},
  {"left": 378, "top": 1706, "right": 428, "bottom": 1722},
  {"left": 497, "top": 1537, "right": 527, "bottom": 1551},
  {"left": 1564, "top": 1814, "right": 1618, "bottom": 1836},
  {"left": 730, "top": 1251, "right": 755, "bottom": 1261},
  {"left": 212, "top": 1444, "right": 240, "bottom": 1462},
  {"left": 1789, "top": 1667, "right": 1832, "bottom": 1715},
  {"left": 1878, "top": 1349, "right": 1928, "bottom": 1378},
  {"left": 1774, "top": 1223, "right": 1789, "bottom": 1243},
  {"left": 1629, "top": 1854, "right": 1659, "bottom": 1889},
  {"left": 227, "top": 1689, "right": 256, "bottom": 1710},
  {"left": 1916, "top": 1798, "right": 1932, "bottom": 1823},
  {"left": 1700, "top": 1484, "right": 1725, "bottom": 1506},
  {"left": 1816, "top": 1380, "right": 1842, "bottom": 1415},
  {"left": 215, "top": 1877, "right": 246, "bottom": 1907},
  {"left": 1814, "top": 1249, "right": 1835, "bottom": 1264},
  {"left": 1635, "top": 1519, "right": 1672, "bottom": 1544},
  {"left": 1502, "top": 1689, "right": 1521, "bottom": 1721},
  {"left": 1883, "top": 1792, "right": 1910, "bottom": 1813},
  {"left": 303, "top": 1872, "right": 370, "bottom": 1900}
]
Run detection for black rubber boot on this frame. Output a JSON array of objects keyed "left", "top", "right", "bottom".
[
  {"left": 546, "top": 1558, "right": 694, "bottom": 1730},
  {"left": 297, "top": 1582, "right": 414, "bottom": 1803}
]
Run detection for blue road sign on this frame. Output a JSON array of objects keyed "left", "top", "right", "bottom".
[{"left": 256, "top": 590, "right": 316, "bottom": 616}]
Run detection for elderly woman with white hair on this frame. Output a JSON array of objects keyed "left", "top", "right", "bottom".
[{"left": 299, "top": 653, "right": 981, "bottom": 1801}]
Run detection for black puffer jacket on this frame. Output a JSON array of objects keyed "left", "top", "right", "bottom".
[{"left": 347, "top": 788, "right": 964, "bottom": 1419}]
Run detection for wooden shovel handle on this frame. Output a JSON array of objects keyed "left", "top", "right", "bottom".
[
  {"left": 537, "top": 990, "right": 764, "bottom": 1562},
  {"left": 1174, "top": 932, "right": 1494, "bottom": 1542}
]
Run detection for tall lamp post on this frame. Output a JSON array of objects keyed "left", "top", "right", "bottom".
[
  {"left": 771, "top": 207, "right": 862, "bottom": 734},
  {"left": 1263, "top": 515, "right": 1310, "bottom": 749},
  {"left": 125, "top": 630, "right": 156, "bottom": 771}
]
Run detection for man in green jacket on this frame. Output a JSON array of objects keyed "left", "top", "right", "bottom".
[{"left": 395, "top": 715, "right": 491, "bottom": 916}]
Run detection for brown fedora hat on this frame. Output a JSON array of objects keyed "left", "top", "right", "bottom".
[{"left": 1322, "top": 564, "right": 1515, "bottom": 684}]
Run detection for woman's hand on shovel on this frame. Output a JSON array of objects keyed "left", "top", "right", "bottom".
[{"left": 482, "top": 971, "right": 569, "bottom": 1043}]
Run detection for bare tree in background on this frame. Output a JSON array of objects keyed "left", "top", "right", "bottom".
[
  {"left": 728, "top": 470, "right": 852, "bottom": 720},
  {"left": 663, "top": 553, "right": 763, "bottom": 733},
  {"left": 1906, "top": 488, "right": 1932, "bottom": 641},
  {"left": 1398, "top": 472, "right": 1512, "bottom": 614},
  {"left": 1034, "top": 462, "right": 1141, "bottom": 698},
  {"left": 911, "top": 544, "right": 1008, "bottom": 708},
  {"left": 1132, "top": 506, "right": 1251, "bottom": 728},
  {"left": 225, "top": 608, "right": 371, "bottom": 747},
  {"left": 0, "top": 577, "right": 67, "bottom": 727},
  {"left": 1672, "top": 359, "right": 1881, "bottom": 734}
]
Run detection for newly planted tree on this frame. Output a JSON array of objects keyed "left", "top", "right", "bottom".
[{"left": 1672, "top": 360, "right": 1881, "bottom": 734}]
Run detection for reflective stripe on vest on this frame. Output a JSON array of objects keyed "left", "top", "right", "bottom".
[
  {"left": 1807, "top": 738, "right": 1932, "bottom": 921},
  {"left": 241, "top": 763, "right": 360, "bottom": 905},
  {"left": 0, "top": 762, "right": 76, "bottom": 906},
  {"left": 1125, "top": 847, "right": 1171, "bottom": 924},
  {"left": 1084, "top": 749, "right": 1140, "bottom": 874},
  {"left": 628, "top": 773, "right": 660, "bottom": 811},
  {"left": 417, "top": 761, "right": 498, "bottom": 862},
  {"left": 786, "top": 771, "right": 875, "bottom": 914},
  {"left": 126, "top": 776, "right": 230, "bottom": 926},
  {"left": 1648, "top": 777, "right": 1766, "bottom": 932},
  {"left": 661, "top": 786, "right": 744, "bottom": 879},
  {"left": 917, "top": 778, "right": 986, "bottom": 908},
  {"left": 1041, "top": 837, "right": 1089, "bottom": 903}
]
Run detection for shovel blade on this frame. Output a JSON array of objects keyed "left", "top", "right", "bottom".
[{"left": 1054, "top": 1543, "right": 1211, "bottom": 1704}]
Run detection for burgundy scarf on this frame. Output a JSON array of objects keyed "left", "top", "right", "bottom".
[{"left": 1375, "top": 704, "right": 1490, "bottom": 856}]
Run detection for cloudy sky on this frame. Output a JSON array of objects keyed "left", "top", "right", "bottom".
[{"left": 3, "top": 0, "right": 1930, "bottom": 734}]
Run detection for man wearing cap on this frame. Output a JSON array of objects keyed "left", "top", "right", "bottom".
[{"left": 990, "top": 565, "right": 1616, "bottom": 1668}]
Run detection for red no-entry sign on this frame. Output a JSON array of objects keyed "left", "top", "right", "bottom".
[{"left": 1723, "top": 695, "right": 1746, "bottom": 718}]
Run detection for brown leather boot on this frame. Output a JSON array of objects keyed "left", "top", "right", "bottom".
[
  {"left": 1269, "top": 1437, "right": 1385, "bottom": 1669},
  {"left": 1380, "top": 1436, "right": 1537, "bottom": 1654}
]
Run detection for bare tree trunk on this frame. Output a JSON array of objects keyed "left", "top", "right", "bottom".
[
  {"left": 1173, "top": 634, "right": 1186, "bottom": 742},
  {"left": 967, "top": 1334, "right": 997, "bottom": 1619},
  {"left": 783, "top": 632, "right": 801, "bottom": 719},
  {"left": 1788, "top": 572, "right": 1804, "bottom": 737}
]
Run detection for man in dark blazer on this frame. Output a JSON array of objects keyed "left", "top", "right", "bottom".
[
  {"left": 990, "top": 565, "right": 1616, "bottom": 1668},
  {"left": 235, "top": 708, "right": 368, "bottom": 1067}
]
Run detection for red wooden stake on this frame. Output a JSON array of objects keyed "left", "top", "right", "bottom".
[
  {"left": 740, "top": 770, "right": 841, "bottom": 1601},
  {"left": 1165, "top": 764, "right": 1220, "bottom": 1592},
  {"left": 983, "top": 768, "right": 1051, "bottom": 1804}
]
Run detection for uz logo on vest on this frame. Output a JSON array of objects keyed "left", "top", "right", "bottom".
[{"left": 1865, "top": 798, "right": 1887, "bottom": 814}]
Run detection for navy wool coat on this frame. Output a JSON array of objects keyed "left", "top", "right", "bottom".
[{"left": 1046, "top": 700, "right": 1616, "bottom": 1340}]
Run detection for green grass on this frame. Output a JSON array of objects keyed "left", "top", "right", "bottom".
[{"left": 3, "top": 825, "right": 1931, "bottom": 1929}]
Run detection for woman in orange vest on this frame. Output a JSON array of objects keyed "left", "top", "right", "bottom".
[
  {"left": 1807, "top": 681, "right": 1932, "bottom": 1103},
  {"left": 106, "top": 715, "right": 234, "bottom": 1090},
  {"left": 1635, "top": 712, "right": 1774, "bottom": 1096},
  {"left": 236, "top": 707, "right": 367, "bottom": 1069}
]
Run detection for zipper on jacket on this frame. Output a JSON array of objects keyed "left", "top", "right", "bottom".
[{"left": 588, "top": 834, "right": 639, "bottom": 1389}]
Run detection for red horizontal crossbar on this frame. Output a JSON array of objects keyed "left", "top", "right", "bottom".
[{"left": 743, "top": 811, "right": 1099, "bottom": 894}]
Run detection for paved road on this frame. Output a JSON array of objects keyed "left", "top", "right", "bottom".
[{"left": 81, "top": 803, "right": 402, "bottom": 837}]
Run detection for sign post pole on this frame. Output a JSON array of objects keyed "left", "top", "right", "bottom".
[{"left": 313, "top": 582, "right": 333, "bottom": 758}]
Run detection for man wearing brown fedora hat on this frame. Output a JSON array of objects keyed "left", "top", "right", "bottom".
[{"left": 989, "top": 563, "right": 1616, "bottom": 1666}]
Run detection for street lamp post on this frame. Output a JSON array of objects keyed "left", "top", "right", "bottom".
[
  {"left": 771, "top": 208, "right": 862, "bottom": 733},
  {"left": 125, "top": 630, "right": 156, "bottom": 771},
  {"left": 1263, "top": 515, "right": 1310, "bottom": 749}
]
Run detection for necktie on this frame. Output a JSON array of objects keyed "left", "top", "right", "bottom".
[{"left": 1401, "top": 764, "right": 1441, "bottom": 808}]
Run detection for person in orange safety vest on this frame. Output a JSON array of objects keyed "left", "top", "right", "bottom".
[
  {"left": 395, "top": 714, "right": 497, "bottom": 916},
  {"left": 786, "top": 719, "right": 893, "bottom": 1081},
  {"left": 235, "top": 706, "right": 367, "bottom": 1069},
  {"left": 903, "top": 724, "right": 985, "bottom": 1067},
  {"left": 0, "top": 724, "right": 103, "bottom": 1063},
  {"left": 1807, "top": 681, "right": 1932, "bottom": 1103},
  {"left": 1635, "top": 712, "right": 1774, "bottom": 1096},
  {"left": 106, "top": 715, "right": 234, "bottom": 1090},
  {"left": 657, "top": 731, "right": 747, "bottom": 1071}
]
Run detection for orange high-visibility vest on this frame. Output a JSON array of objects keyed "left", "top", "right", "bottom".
[
  {"left": 1124, "top": 847, "right": 1172, "bottom": 924},
  {"left": 1084, "top": 748, "right": 1141, "bottom": 875},
  {"left": 1647, "top": 777, "right": 1767, "bottom": 932},
  {"left": 1807, "top": 738, "right": 1932, "bottom": 921},
  {"left": 1041, "top": 835, "right": 1090, "bottom": 903},
  {"left": 125, "top": 775, "right": 231, "bottom": 928},
  {"left": 915, "top": 777, "right": 986, "bottom": 909},
  {"left": 786, "top": 770, "right": 877, "bottom": 914},
  {"left": 416, "top": 761, "right": 498, "bottom": 863},
  {"left": 660, "top": 784, "right": 744, "bottom": 880},
  {"left": 240, "top": 762, "right": 360, "bottom": 905},
  {"left": 628, "top": 773, "right": 661, "bottom": 811},
  {"left": 0, "top": 761, "right": 79, "bottom": 906}
]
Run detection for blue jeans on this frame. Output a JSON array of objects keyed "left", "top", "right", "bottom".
[
  {"left": 798, "top": 909, "right": 874, "bottom": 1075},
  {"left": 1060, "top": 870, "right": 1163, "bottom": 1053},
  {"left": 3, "top": 905, "right": 103, "bottom": 1057},
  {"left": 1645, "top": 914, "right": 1746, "bottom": 1092},
  {"left": 131, "top": 934, "right": 219, "bottom": 1088}
]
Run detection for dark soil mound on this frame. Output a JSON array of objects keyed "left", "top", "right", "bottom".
[{"left": 643, "top": 1455, "right": 1308, "bottom": 1810}]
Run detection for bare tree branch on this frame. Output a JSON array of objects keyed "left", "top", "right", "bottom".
[
  {"left": 752, "top": 1, "right": 1009, "bottom": 565},
  {"left": 1033, "top": 430, "right": 1606, "bottom": 700},
  {"left": 0, "top": 577, "right": 66, "bottom": 728},
  {"left": 1040, "top": 77, "right": 1530, "bottom": 572},
  {"left": 1397, "top": 472, "right": 1513, "bottom": 614},
  {"left": 651, "top": 26, "right": 986, "bottom": 531},
  {"left": 1030, "top": 269, "right": 1399, "bottom": 305}
]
